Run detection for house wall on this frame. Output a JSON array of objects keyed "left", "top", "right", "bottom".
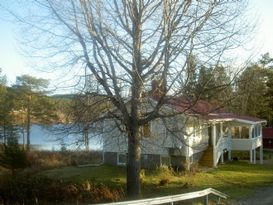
[
  {"left": 263, "top": 128, "right": 273, "bottom": 149},
  {"left": 185, "top": 118, "right": 209, "bottom": 156},
  {"left": 103, "top": 117, "right": 186, "bottom": 156},
  {"left": 263, "top": 138, "right": 273, "bottom": 149},
  {"left": 102, "top": 115, "right": 211, "bottom": 169}
]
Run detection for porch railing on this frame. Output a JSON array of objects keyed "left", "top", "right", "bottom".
[
  {"left": 91, "top": 188, "right": 228, "bottom": 205},
  {"left": 231, "top": 136, "right": 262, "bottom": 151},
  {"left": 214, "top": 135, "right": 232, "bottom": 166}
]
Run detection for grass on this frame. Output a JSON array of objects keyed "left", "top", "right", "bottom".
[
  {"left": 36, "top": 161, "right": 273, "bottom": 201},
  {"left": 38, "top": 165, "right": 127, "bottom": 185}
]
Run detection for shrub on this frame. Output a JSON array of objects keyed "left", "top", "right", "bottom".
[
  {"left": 140, "top": 169, "right": 145, "bottom": 184},
  {"left": 0, "top": 136, "right": 29, "bottom": 176},
  {"left": 185, "top": 162, "right": 200, "bottom": 176},
  {"left": 156, "top": 164, "right": 175, "bottom": 176},
  {"left": 26, "top": 150, "right": 103, "bottom": 170},
  {"left": 0, "top": 174, "right": 125, "bottom": 204},
  {"left": 158, "top": 178, "right": 170, "bottom": 186}
]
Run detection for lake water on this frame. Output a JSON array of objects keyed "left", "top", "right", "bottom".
[{"left": 17, "top": 124, "right": 103, "bottom": 151}]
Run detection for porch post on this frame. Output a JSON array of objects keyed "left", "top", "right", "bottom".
[
  {"left": 213, "top": 123, "right": 217, "bottom": 167},
  {"left": 260, "top": 145, "right": 263, "bottom": 164},
  {"left": 253, "top": 149, "right": 256, "bottom": 164},
  {"left": 249, "top": 125, "right": 253, "bottom": 164},
  {"left": 220, "top": 122, "right": 223, "bottom": 138},
  {"left": 213, "top": 123, "right": 216, "bottom": 146},
  {"left": 249, "top": 125, "right": 253, "bottom": 139},
  {"left": 228, "top": 150, "right": 232, "bottom": 161},
  {"left": 250, "top": 149, "right": 253, "bottom": 163},
  {"left": 260, "top": 124, "right": 264, "bottom": 164},
  {"left": 228, "top": 126, "right": 232, "bottom": 161},
  {"left": 185, "top": 138, "right": 190, "bottom": 170}
]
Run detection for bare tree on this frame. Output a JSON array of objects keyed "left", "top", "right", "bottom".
[{"left": 6, "top": 0, "right": 253, "bottom": 198}]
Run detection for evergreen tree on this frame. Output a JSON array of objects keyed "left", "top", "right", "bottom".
[
  {"left": 0, "top": 135, "right": 28, "bottom": 176},
  {"left": 184, "top": 54, "right": 198, "bottom": 98},
  {"left": 0, "top": 70, "right": 15, "bottom": 144},
  {"left": 12, "top": 75, "right": 57, "bottom": 151},
  {"left": 266, "top": 72, "right": 273, "bottom": 126},
  {"left": 234, "top": 53, "right": 273, "bottom": 124},
  {"left": 196, "top": 65, "right": 233, "bottom": 107}
]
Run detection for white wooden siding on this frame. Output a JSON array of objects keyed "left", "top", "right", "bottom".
[{"left": 103, "top": 115, "right": 210, "bottom": 157}]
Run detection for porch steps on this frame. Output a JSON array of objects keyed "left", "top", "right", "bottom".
[{"left": 199, "top": 146, "right": 214, "bottom": 167}]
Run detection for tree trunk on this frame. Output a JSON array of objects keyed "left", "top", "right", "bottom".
[
  {"left": 26, "top": 102, "right": 31, "bottom": 151},
  {"left": 127, "top": 125, "right": 141, "bottom": 199},
  {"left": 3, "top": 121, "right": 6, "bottom": 144},
  {"left": 83, "top": 125, "right": 89, "bottom": 151},
  {"left": 22, "top": 128, "right": 25, "bottom": 150}
]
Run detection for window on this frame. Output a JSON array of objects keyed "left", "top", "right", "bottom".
[
  {"left": 117, "top": 153, "right": 127, "bottom": 165},
  {"left": 232, "top": 127, "right": 240, "bottom": 138},
  {"left": 241, "top": 127, "right": 249, "bottom": 139}
]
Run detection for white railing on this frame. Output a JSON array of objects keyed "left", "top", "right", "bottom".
[
  {"left": 91, "top": 188, "right": 228, "bottom": 205},
  {"left": 231, "top": 136, "right": 262, "bottom": 151},
  {"left": 214, "top": 136, "right": 232, "bottom": 166}
]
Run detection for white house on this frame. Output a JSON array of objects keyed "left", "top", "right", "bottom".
[{"left": 102, "top": 97, "right": 266, "bottom": 169}]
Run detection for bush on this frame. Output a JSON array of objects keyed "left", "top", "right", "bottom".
[
  {"left": 156, "top": 164, "right": 175, "bottom": 177},
  {"left": 0, "top": 136, "right": 29, "bottom": 175},
  {"left": 27, "top": 151, "right": 68, "bottom": 169},
  {"left": 0, "top": 174, "right": 125, "bottom": 204},
  {"left": 140, "top": 169, "right": 145, "bottom": 184},
  {"left": 185, "top": 162, "right": 200, "bottom": 176},
  {"left": 158, "top": 178, "right": 170, "bottom": 186},
  {"left": 27, "top": 150, "right": 103, "bottom": 170}
]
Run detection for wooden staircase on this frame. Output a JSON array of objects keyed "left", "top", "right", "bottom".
[{"left": 199, "top": 146, "right": 214, "bottom": 167}]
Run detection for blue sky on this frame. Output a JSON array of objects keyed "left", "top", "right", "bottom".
[{"left": 0, "top": 1, "right": 273, "bottom": 87}]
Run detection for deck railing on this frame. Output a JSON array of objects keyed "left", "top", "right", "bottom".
[
  {"left": 231, "top": 136, "right": 262, "bottom": 151},
  {"left": 91, "top": 188, "right": 228, "bottom": 205},
  {"left": 214, "top": 136, "right": 232, "bottom": 166}
]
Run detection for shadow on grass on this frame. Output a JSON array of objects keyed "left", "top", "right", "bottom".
[{"left": 35, "top": 161, "right": 273, "bottom": 202}]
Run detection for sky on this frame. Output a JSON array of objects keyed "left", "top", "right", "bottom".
[{"left": 0, "top": 1, "right": 273, "bottom": 89}]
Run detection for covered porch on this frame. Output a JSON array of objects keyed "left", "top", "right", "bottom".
[
  {"left": 207, "top": 114, "right": 266, "bottom": 167},
  {"left": 231, "top": 122, "right": 263, "bottom": 164}
]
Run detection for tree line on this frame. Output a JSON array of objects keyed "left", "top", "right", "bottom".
[
  {"left": 0, "top": 73, "right": 59, "bottom": 151},
  {"left": 180, "top": 53, "right": 273, "bottom": 126}
]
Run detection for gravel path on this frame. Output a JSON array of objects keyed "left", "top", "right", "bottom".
[{"left": 234, "top": 186, "right": 273, "bottom": 205}]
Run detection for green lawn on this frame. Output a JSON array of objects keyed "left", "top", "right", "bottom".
[{"left": 37, "top": 161, "right": 273, "bottom": 200}]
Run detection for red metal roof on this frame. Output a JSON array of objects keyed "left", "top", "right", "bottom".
[
  {"left": 166, "top": 97, "right": 265, "bottom": 123},
  {"left": 263, "top": 128, "right": 273, "bottom": 138},
  {"left": 207, "top": 113, "right": 265, "bottom": 123},
  {"left": 167, "top": 97, "right": 223, "bottom": 115}
]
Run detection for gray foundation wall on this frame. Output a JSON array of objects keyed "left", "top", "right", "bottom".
[
  {"left": 104, "top": 150, "right": 204, "bottom": 170},
  {"left": 103, "top": 152, "right": 161, "bottom": 169},
  {"left": 103, "top": 152, "right": 118, "bottom": 166},
  {"left": 193, "top": 151, "right": 204, "bottom": 162},
  {"left": 141, "top": 154, "right": 161, "bottom": 169}
]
